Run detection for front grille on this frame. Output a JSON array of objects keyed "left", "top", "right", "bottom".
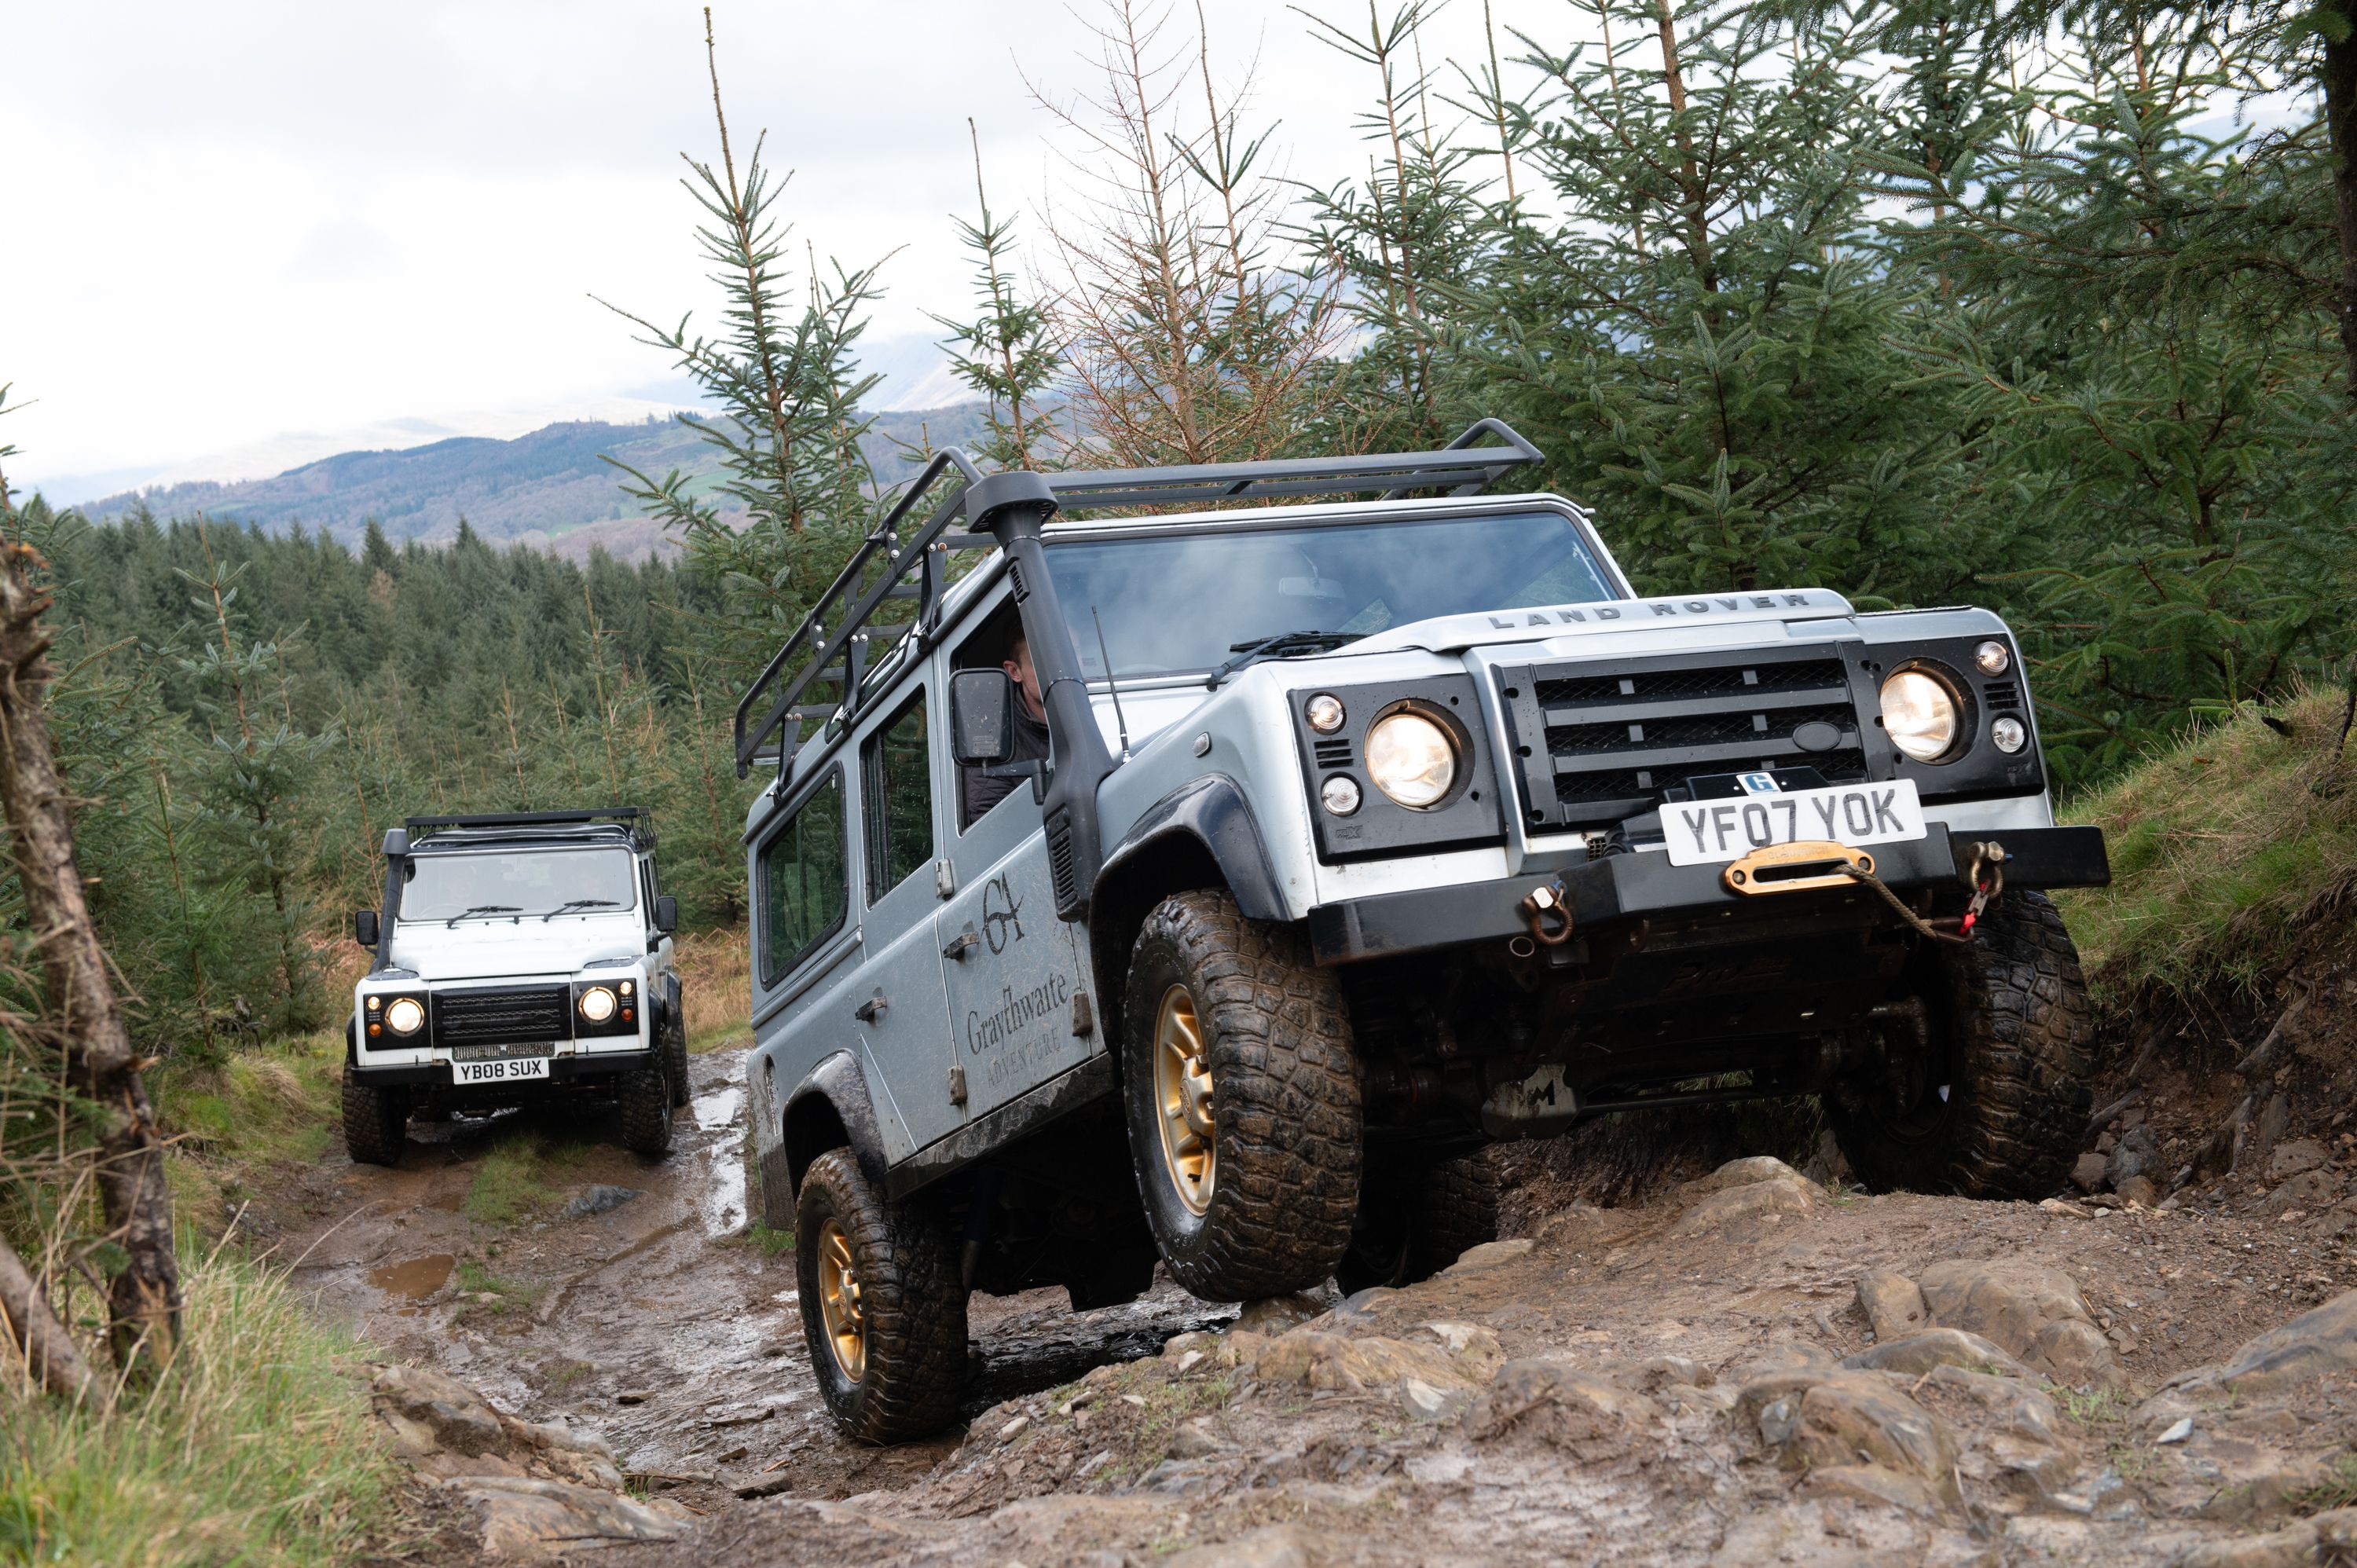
[
  {"left": 432, "top": 985, "right": 571, "bottom": 1048},
  {"left": 1498, "top": 647, "right": 1871, "bottom": 831}
]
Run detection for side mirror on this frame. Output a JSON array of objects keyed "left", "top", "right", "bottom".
[
  {"left": 654, "top": 895, "right": 678, "bottom": 935},
  {"left": 354, "top": 909, "right": 379, "bottom": 948},
  {"left": 950, "top": 668, "right": 1017, "bottom": 767}
]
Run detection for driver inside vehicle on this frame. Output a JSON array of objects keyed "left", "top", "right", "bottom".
[{"left": 959, "top": 629, "right": 1051, "bottom": 826}]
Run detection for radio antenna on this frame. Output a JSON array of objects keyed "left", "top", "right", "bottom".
[{"left": 1091, "top": 606, "right": 1132, "bottom": 764}]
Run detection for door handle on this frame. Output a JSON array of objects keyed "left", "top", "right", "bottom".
[
  {"left": 854, "top": 987, "right": 889, "bottom": 1024},
  {"left": 943, "top": 924, "right": 980, "bottom": 962}
]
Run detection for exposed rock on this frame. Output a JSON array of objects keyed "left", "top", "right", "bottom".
[
  {"left": 1856, "top": 1269, "right": 1928, "bottom": 1340},
  {"left": 1736, "top": 1369, "right": 1959, "bottom": 1499},
  {"left": 1414, "top": 1320, "right": 1503, "bottom": 1361},
  {"left": 2171, "top": 1288, "right": 2357, "bottom": 1396},
  {"left": 373, "top": 1362, "right": 634, "bottom": 1530},
  {"left": 2108, "top": 1125, "right": 2160, "bottom": 1189},
  {"left": 1166, "top": 1523, "right": 1321, "bottom": 1568},
  {"left": 441, "top": 1475, "right": 684, "bottom": 1559},
  {"left": 1842, "top": 1327, "right": 2034, "bottom": 1382},
  {"left": 563, "top": 1185, "right": 643, "bottom": 1218},
  {"left": 1601, "top": 1354, "right": 1714, "bottom": 1394},
  {"left": 2264, "top": 1169, "right": 2338, "bottom": 1214},
  {"left": 2073, "top": 1152, "right": 2110, "bottom": 1192},
  {"left": 1247, "top": 1330, "right": 1491, "bottom": 1396},
  {"left": 1400, "top": 1376, "right": 1457, "bottom": 1420},
  {"left": 1916, "top": 1259, "right": 2121, "bottom": 1387},
  {"left": 1800, "top": 1462, "right": 1947, "bottom": 1515},
  {"left": 2267, "top": 1138, "right": 2327, "bottom": 1181},
  {"left": 2117, "top": 1175, "right": 2160, "bottom": 1207},
  {"left": 1233, "top": 1293, "right": 1325, "bottom": 1334},
  {"left": 1468, "top": 1357, "right": 1662, "bottom": 1451},
  {"left": 2168, "top": 1506, "right": 2357, "bottom": 1567},
  {"left": 1673, "top": 1174, "right": 1817, "bottom": 1234},
  {"left": 1438, "top": 1239, "right": 1532, "bottom": 1276},
  {"left": 1678, "top": 1155, "right": 1809, "bottom": 1199},
  {"left": 1168, "top": 1415, "right": 1231, "bottom": 1458}
]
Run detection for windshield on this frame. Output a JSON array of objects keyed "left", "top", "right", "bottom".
[
  {"left": 398, "top": 848, "right": 638, "bottom": 922},
  {"left": 1046, "top": 510, "right": 1615, "bottom": 676}
]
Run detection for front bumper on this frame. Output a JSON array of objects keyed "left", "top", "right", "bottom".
[
  {"left": 346, "top": 1048, "right": 658, "bottom": 1090},
  {"left": 1307, "top": 822, "right": 2108, "bottom": 965}
]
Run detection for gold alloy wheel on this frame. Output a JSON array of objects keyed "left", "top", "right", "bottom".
[
  {"left": 815, "top": 1218, "right": 867, "bottom": 1382},
  {"left": 1153, "top": 984, "right": 1217, "bottom": 1215}
]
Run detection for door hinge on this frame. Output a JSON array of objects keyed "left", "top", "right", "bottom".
[
  {"left": 1071, "top": 991, "right": 1094, "bottom": 1037},
  {"left": 943, "top": 923, "right": 980, "bottom": 962},
  {"left": 934, "top": 859, "right": 957, "bottom": 899},
  {"left": 854, "top": 987, "right": 889, "bottom": 1024},
  {"left": 948, "top": 1064, "right": 967, "bottom": 1105}
]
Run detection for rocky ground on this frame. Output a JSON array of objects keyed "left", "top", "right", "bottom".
[{"left": 268, "top": 1043, "right": 2357, "bottom": 1566}]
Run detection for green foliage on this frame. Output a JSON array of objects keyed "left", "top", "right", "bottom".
[{"left": 0, "top": 1247, "right": 401, "bottom": 1566}]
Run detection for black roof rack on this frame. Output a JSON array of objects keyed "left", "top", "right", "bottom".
[
  {"left": 730, "top": 419, "right": 1542, "bottom": 779},
  {"left": 402, "top": 808, "right": 653, "bottom": 849}
]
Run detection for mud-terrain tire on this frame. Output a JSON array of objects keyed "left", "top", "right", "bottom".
[
  {"left": 660, "top": 984, "right": 691, "bottom": 1108},
  {"left": 1120, "top": 891, "right": 1362, "bottom": 1301},
  {"left": 1827, "top": 889, "right": 2094, "bottom": 1199},
  {"left": 341, "top": 1070, "right": 408, "bottom": 1167},
  {"left": 617, "top": 1067, "right": 674, "bottom": 1157},
  {"left": 1336, "top": 1150, "right": 1501, "bottom": 1293},
  {"left": 794, "top": 1148, "right": 966, "bottom": 1443}
]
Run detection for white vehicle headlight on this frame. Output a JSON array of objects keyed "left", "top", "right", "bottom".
[
  {"left": 1364, "top": 711, "right": 1457, "bottom": 809},
  {"left": 385, "top": 997, "right": 425, "bottom": 1035},
  {"left": 1880, "top": 670, "right": 1961, "bottom": 762},
  {"left": 578, "top": 985, "right": 618, "bottom": 1024}
]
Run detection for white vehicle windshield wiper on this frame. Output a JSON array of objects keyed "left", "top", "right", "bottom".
[
  {"left": 541, "top": 899, "right": 623, "bottom": 922},
  {"left": 445, "top": 904, "right": 522, "bottom": 928}
]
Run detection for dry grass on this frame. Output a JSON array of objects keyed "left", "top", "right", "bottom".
[
  {"left": 0, "top": 1244, "right": 401, "bottom": 1565},
  {"left": 2061, "top": 687, "right": 2357, "bottom": 1000},
  {"left": 674, "top": 926, "right": 751, "bottom": 1050}
]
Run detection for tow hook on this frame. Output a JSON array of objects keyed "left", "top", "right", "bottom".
[
  {"left": 1517, "top": 878, "right": 1574, "bottom": 947},
  {"left": 1959, "top": 841, "right": 2007, "bottom": 938}
]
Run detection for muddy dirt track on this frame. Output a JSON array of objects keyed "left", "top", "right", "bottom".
[{"left": 273, "top": 1043, "right": 2357, "bottom": 1566}]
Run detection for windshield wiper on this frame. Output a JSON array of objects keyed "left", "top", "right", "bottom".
[
  {"left": 1205, "top": 629, "right": 1361, "bottom": 690},
  {"left": 445, "top": 904, "right": 522, "bottom": 928},
  {"left": 541, "top": 899, "right": 623, "bottom": 923}
]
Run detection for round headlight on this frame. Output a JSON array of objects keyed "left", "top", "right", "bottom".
[
  {"left": 1304, "top": 693, "right": 1346, "bottom": 734},
  {"left": 1992, "top": 715, "right": 2028, "bottom": 754},
  {"left": 1974, "top": 639, "right": 2012, "bottom": 676},
  {"left": 385, "top": 997, "right": 425, "bottom": 1035},
  {"left": 1879, "top": 670, "right": 1960, "bottom": 762},
  {"left": 1364, "top": 711, "right": 1458, "bottom": 808},
  {"left": 1320, "top": 775, "right": 1362, "bottom": 816},
  {"left": 578, "top": 985, "right": 618, "bottom": 1024}
]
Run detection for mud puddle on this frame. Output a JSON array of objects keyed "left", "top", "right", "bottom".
[{"left": 271, "top": 1046, "right": 1230, "bottom": 1515}]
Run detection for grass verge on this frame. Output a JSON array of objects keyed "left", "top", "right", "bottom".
[
  {"left": 2061, "top": 689, "right": 2357, "bottom": 1000},
  {"left": 0, "top": 1245, "right": 400, "bottom": 1566},
  {"left": 675, "top": 927, "right": 751, "bottom": 1052},
  {"left": 152, "top": 1032, "right": 344, "bottom": 1230}
]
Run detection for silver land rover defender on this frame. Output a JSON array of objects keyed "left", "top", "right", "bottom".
[
  {"left": 341, "top": 808, "right": 689, "bottom": 1164},
  {"left": 735, "top": 423, "right": 2110, "bottom": 1442}
]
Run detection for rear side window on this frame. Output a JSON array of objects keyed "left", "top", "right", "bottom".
[
  {"left": 862, "top": 689, "right": 933, "bottom": 903},
  {"left": 759, "top": 770, "right": 848, "bottom": 984}
]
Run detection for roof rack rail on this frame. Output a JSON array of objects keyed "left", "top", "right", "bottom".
[
  {"left": 405, "top": 807, "right": 651, "bottom": 840},
  {"left": 731, "top": 418, "right": 1541, "bottom": 779}
]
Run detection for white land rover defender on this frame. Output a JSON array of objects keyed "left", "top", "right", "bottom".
[
  {"left": 341, "top": 809, "right": 689, "bottom": 1164},
  {"left": 733, "top": 423, "right": 2110, "bottom": 1442}
]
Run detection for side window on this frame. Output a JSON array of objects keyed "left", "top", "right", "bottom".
[
  {"left": 862, "top": 688, "right": 933, "bottom": 903},
  {"left": 758, "top": 770, "right": 848, "bottom": 985}
]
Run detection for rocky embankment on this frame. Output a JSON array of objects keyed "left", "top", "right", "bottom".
[{"left": 571, "top": 1156, "right": 2357, "bottom": 1567}]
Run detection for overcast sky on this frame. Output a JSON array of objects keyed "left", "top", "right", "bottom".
[{"left": 5, "top": 1, "right": 1569, "bottom": 500}]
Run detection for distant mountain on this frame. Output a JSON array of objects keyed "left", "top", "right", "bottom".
[{"left": 77, "top": 403, "right": 993, "bottom": 563}]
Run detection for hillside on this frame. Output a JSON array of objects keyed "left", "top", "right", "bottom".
[{"left": 75, "top": 403, "right": 992, "bottom": 563}]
